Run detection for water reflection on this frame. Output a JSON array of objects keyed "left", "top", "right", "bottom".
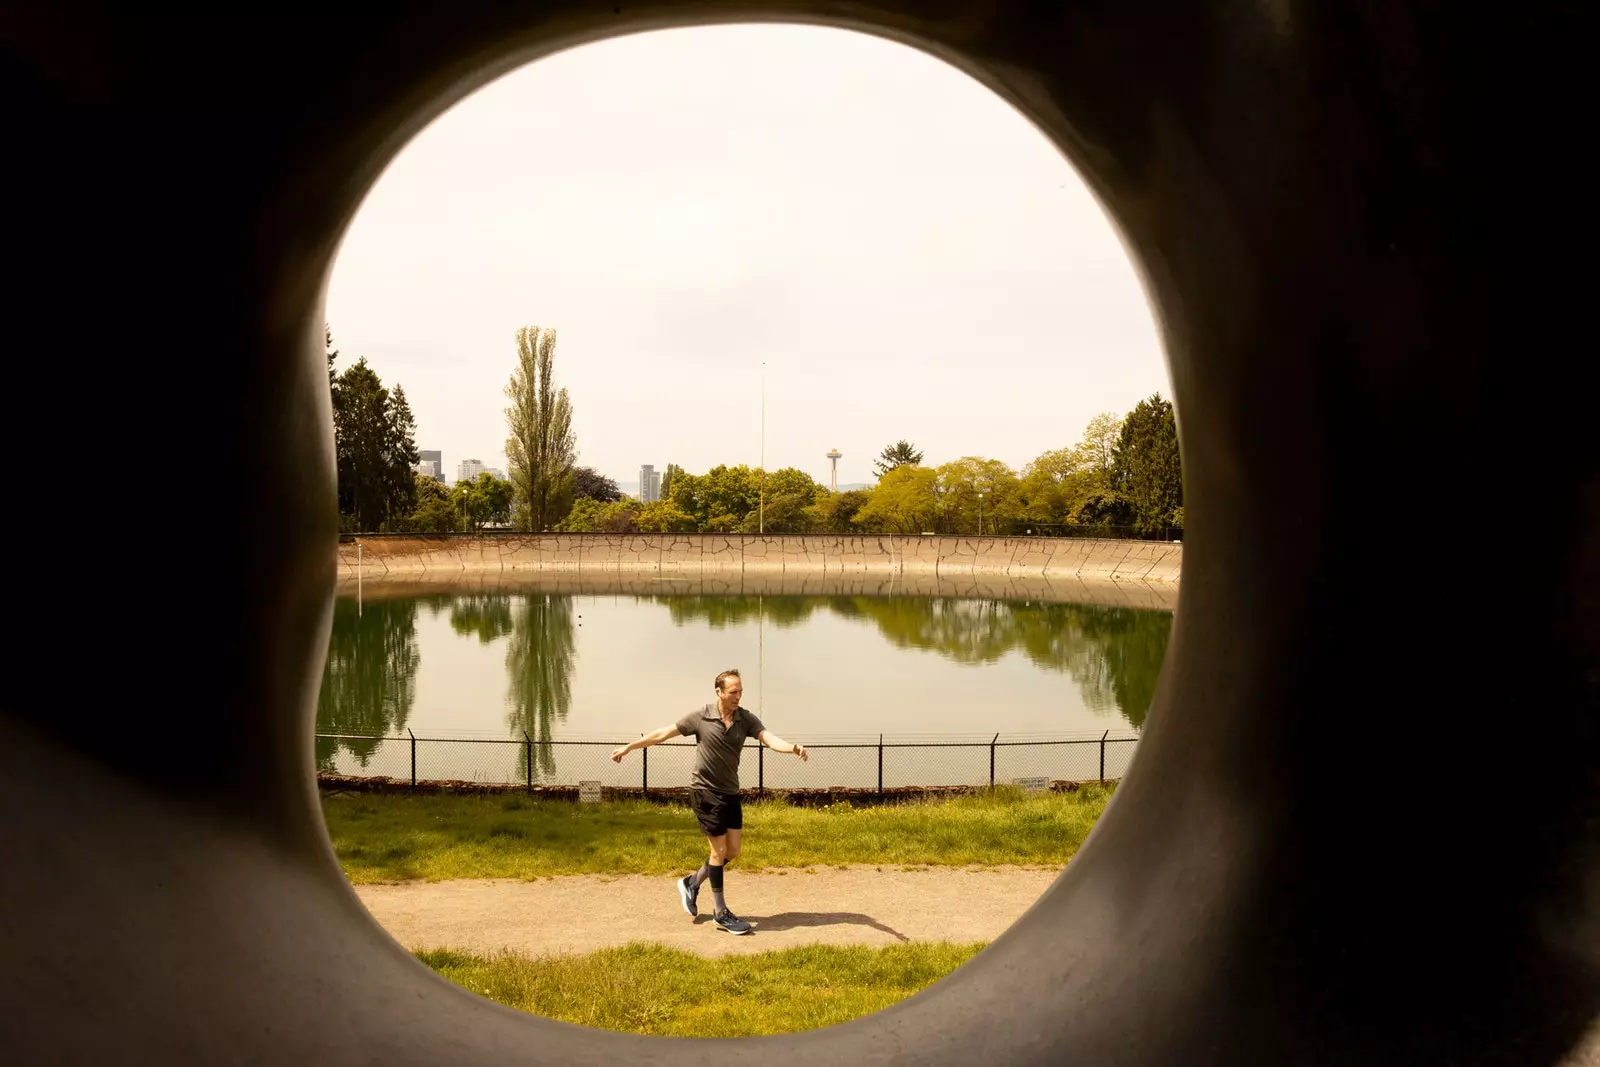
[
  {"left": 505, "top": 595, "right": 576, "bottom": 780},
  {"left": 654, "top": 596, "right": 1172, "bottom": 729},
  {"left": 448, "top": 594, "right": 515, "bottom": 644},
  {"left": 315, "top": 597, "right": 420, "bottom": 769},
  {"left": 656, "top": 595, "right": 822, "bottom": 630},
  {"left": 317, "top": 582, "right": 1174, "bottom": 751}
]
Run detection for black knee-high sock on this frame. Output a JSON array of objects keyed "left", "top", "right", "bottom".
[{"left": 709, "top": 861, "right": 727, "bottom": 913}]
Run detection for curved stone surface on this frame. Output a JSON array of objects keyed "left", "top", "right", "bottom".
[{"left": 2, "top": 3, "right": 1592, "bottom": 1067}]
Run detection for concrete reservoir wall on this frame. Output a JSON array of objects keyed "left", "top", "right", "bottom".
[{"left": 336, "top": 534, "right": 1181, "bottom": 583}]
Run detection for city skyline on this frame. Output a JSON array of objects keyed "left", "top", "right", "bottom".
[{"left": 327, "top": 25, "right": 1168, "bottom": 491}]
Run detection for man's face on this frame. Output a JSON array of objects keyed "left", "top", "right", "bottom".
[{"left": 719, "top": 678, "right": 743, "bottom": 706}]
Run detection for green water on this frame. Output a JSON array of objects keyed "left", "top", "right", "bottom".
[{"left": 316, "top": 584, "right": 1172, "bottom": 786}]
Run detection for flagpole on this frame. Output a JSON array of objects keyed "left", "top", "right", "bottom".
[{"left": 759, "top": 361, "right": 766, "bottom": 534}]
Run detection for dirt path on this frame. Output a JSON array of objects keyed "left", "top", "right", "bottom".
[
  {"left": 358, "top": 868, "right": 1600, "bottom": 1063},
  {"left": 355, "top": 866, "right": 1058, "bottom": 958}
]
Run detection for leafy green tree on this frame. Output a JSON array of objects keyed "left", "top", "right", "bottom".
[
  {"left": 451, "top": 472, "right": 512, "bottom": 531},
  {"left": 669, "top": 465, "right": 762, "bottom": 530},
  {"left": 554, "top": 496, "right": 674, "bottom": 532},
  {"left": 1016, "top": 412, "right": 1124, "bottom": 526},
  {"left": 636, "top": 500, "right": 697, "bottom": 533},
  {"left": 327, "top": 330, "right": 420, "bottom": 532},
  {"left": 934, "top": 457, "right": 1020, "bottom": 535},
  {"left": 852, "top": 465, "right": 938, "bottom": 533},
  {"left": 743, "top": 467, "right": 824, "bottom": 533},
  {"left": 805, "top": 489, "right": 873, "bottom": 533},
  {"left": 505, "top": 326, "right": 576, "bottom": 532},
  {"left": 404, "top": 474, "right": 457, "bottom": 532},
  {"left": 1112, "top": 394, "right": 1182, "bottom": 537},
  {"left": 555, "top": 497, "right": 606, "bottom": 532},
  {"left": 665, "top": 469, "right": 701, "bottom": 521},
  {"left": 660, "top": 462, "right": 684, "bottom": 500},
  {"left": 872, "top": 439, "right": 924, "bottom": 478},
  {"left": 571, "top": 466, "right": 621, "bottom": 503}
]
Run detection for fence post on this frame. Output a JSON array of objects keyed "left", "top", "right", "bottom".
[
  {"left": 990, "top": 732, "right": 999, "bottom": 788},
  {"left": 1099, "top": 729, "right": 1109, "bottom": 783},
  {"left": 758, "top": 743, "right": 764, "bottom": 795},
  {"left": 524, "top": 732, "right": 532, "bottom": 794},
  {"left": 642, "top": 745, "right": 648, "bottom": 797},
  {"left": 878, "top": 734, "right": 884, "bottom": 794},
  {"left": 408, "top": 729, "right": 416, "bottom": 788}
]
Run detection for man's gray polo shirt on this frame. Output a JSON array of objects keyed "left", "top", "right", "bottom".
[{"left": 676, "top": 703, "right": 765, "bottom": 794}]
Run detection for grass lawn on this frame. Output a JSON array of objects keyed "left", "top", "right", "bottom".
[
  {"left": 418, "top": 941, "right": 984, "bottom": 1037},
  {"left": 323, "top": 784, "right": 1113, "bottom": 882}
]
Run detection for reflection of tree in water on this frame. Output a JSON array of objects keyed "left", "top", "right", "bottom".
[
  {"left": 450, "top": 594, "right": 515, "bottom": 644},
  {"left": 657, "top": 595, "right": 1172, "bottom": 729},
  {"left": 853, "top": 598, "right": 1172, "bottom": 727},
  {"left": 654, "top": 595, "right": 822, "bottom": 630},
  {"left": 316, "top": 597, "right": 420, "bottom": 771},
  {"left": 505, "top": 594, "right": 576, "bottom": 780}
]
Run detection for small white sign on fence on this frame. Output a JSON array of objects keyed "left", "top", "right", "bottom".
[
  {"left": 1013, "top": 776, "right": 1051, "bottom": 794},
  {"left": 578, "top": 780, "right": 602, "bottom": 804}
]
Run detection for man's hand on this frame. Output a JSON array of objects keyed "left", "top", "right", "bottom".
[
  {"left": 793, "top": 743, "right": 808, "bottom": 762},
  {"left": 610, "top": 745, "right": 629, "bottom": 763}
]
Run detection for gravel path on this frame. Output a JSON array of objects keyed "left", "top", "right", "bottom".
[{"left": 355, "top": 866, "right": 1058, "bottom": 958}]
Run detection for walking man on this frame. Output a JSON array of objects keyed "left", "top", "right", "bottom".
[{"left": 611, "top": 668, "right": 808, "bottom": 935}]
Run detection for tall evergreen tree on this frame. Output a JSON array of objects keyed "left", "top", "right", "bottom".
[
  {"left": 873, "top": 439, "right": 924, "bottom": 478},
  {"left": 1111, "top": 394, "right": 1183, "bottom": 537},
  {"left": 327, "top": 328, "right": 421, "bottom": 532}
]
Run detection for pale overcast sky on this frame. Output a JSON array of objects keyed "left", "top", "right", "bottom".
[{"left": 326, "top": 24, "right": 1167, "bottom": 490}]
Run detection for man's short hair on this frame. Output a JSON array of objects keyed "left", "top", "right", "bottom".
[{"left": 714, "top": 669, "right": 741, "bottom": 692}]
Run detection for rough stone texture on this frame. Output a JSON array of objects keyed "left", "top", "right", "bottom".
[{"left": 336, "top": 534, "right": 1183, "bottom": 585}]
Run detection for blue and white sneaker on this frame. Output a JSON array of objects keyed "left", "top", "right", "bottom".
[
  {"left": 713, "top": 909, "right": 752, "bottom": 935},
  {"left": 677, "top": 875, "right": 699, "bottom": 917}
]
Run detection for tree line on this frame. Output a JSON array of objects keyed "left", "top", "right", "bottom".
[
  {"left": 329, "top": 324, "right": 1181, "bottom": 539},
  {"left": 556, "top": 398, "right": 1181, "bottom": 539},
  {"left": 330, "top": 324, "right": 601, "bottom": 534}
]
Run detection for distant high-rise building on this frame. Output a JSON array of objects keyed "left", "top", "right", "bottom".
[
  {"left": 457, "top": 458, "right": 487, "bottom": 483},
  {"left": 639, "top": 464, "right": 661, "bottom": 504},
  {"left": 417, "top": 450, "right": 443, "bottom": 482},
  {"left": 487, "top": 467, "right": 506, "bottom": 481}
]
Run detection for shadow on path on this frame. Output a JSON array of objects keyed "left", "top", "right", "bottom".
[{"left": 736, "top": 911, "right": 911, "bottom": 942}]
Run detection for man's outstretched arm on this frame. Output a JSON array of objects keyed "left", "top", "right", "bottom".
[
  {"left": 611, "top": 725, "right": 680, "bottom": 762},
  {"left": 758, "top": 729, "right": 808, "bottom": 761}
]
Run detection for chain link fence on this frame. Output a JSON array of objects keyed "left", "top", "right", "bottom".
[{"left": 316, "top": 730, "right": 1141, "bottom": 791}]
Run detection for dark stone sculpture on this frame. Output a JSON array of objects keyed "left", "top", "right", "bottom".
[{"left": 0, "top": 3, "right": 1593, "bottom": 1063}]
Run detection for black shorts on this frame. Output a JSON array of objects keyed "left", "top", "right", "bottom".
[{"left": 690, "top": 788, "right": 743, "bottom": 837}]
